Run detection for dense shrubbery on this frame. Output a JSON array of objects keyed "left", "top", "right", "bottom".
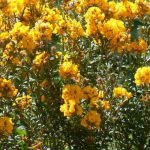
[{"left": 0, "top": 0, "right": 150, "bottom": 149}]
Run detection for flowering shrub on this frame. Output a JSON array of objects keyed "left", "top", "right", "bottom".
[{"left": 0, "top": 0, "right": 150, "bottom": 149}]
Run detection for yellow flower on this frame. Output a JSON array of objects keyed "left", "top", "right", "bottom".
[
  {"left": 0, "top": 117, "right": 13, "bottom": 136},
  {"left": 109, "top": 1, "right": 139, "bottom": 19},
  {"left": 127, "top": 38, "right": 148, "bottom": 53},
  {"left": 15, "top": 95, "right": 32, "bottom": 109},
  {"left": 98, "top": 90, "right": 104, "bottom": 99},
  {"left": 85, "top": 0, "right": 108, "bottom": 11},
  {"left": 0, "top": 32, "right": 9, "bottom": 43},
  {"left": 18, "top": 31, "right": 36, "bottom": 51},
  {"left": 113, "top": 87, "right": 132, "bottom": 99},
  {"left": 55, "top": 51, "right": 62, "bottom": 58},
  {"left": 11, "top": 57, "right": 21, "bottom": 65},
  {"left": 101, "top": 18, "right": 128, "bottom": 52},
  {"left": 60, "top": 104, "right": 71, "bottom": 117},
  {"left": 84, "top": 7, "right": 105, "bottom": 23},
  {"left": 67, "top": 18, "right": 85, "bottom": 39},
  {"left": 134, "top": 66, "right": 150, "bottom": 86},
  {"left": 81, "top": 110, "right": 101, "bottom": 129},
  {"left": 125, "top": 1, "right": 138, "bottom": 18},
  {"left": 62, "top": 84, "right": 82, "bottom": 103},
  {"left": 10, "top": 22, "right": 30, "bottom": 39},
  {"left": 140, "top": 94, "right": 150, "bottom": 102},
  {"left": 136, "top": 0, "right": 150, "bottom": 16},
  {"left": 35, "top": 21, "right": 53, "bottom": 40},
  {"left": 60, "top": 84, "right": 83, "bottom": 117},
  {"left": 63, "top": 54, "right": 70, "bottom": 61},
  {"left": 82, "top": 86, "right": 98, "bottom": 99},
  {"left": 59, "top": 61, "right": 79, "bottom": 78},
  {"left": 102, "top": 18, "right": 126, "bottom": 39},
  {"left": 113, "top": 2, "right": 127, "bottom": 19},
  {"left": 84, "top": 7, "right": 105, "bottom": 36},
  {"left": 101, "top": 101, "right": 110, "bottom": 111},
  {"left": 76, "top": 105, "right": 83, "bottom": 115},
  {"left": 89, "top": 97, "right": 99, "bottom": 108},
  {"left": 33, "top": 51, "right": 49, "bottom": 69},
  {"left": 0, "top": 78, "right": 18, "bottom": 98}
]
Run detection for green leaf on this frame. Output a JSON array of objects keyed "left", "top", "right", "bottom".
[{"left": 15, "top": 126, "right": 27, "bottom": 136}]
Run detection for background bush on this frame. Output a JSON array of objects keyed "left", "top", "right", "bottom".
[{"left": 0, "top": 0, "right": 149, "bottom": 149}]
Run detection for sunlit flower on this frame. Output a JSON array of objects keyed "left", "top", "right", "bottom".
[
  {"left": 0, "top": 117, "right": 13, "bottom": 136},
  {"left": 134, "top": 66, "right": 150, "bottom": 86},
  {"left": 113, "top": 87, "right": 132, "bottom": 99},
  {"left": 81, "top": 110, "right": 101, "bottom": 129},
  {"left": 59, "top": 61, "right": 79, "bottom": 78}
]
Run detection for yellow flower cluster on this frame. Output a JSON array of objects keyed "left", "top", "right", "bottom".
[
  {"left": 0, "top": 31, "right": 9, "bottom": 45},
  {"left": 60, "top": 84, "right": 83, "bottom": 117},
  {"left": 67, "top": 0, "right": 150, "bottom": 17},
  {"left": 2, "top": 48, "right": 21, "bottom": 66},
  {"left": 102, "top": 18, "right": 129, "bottom": 52},
  {"left": 0, "top": 2, "right": 65, "bottom": 53},
  {"left": 102, "top": 18, "right": 126, "bottom": 39},
  {"left": 0, "top": 0, "right": 148, "bottom": 57},
  {"left": 0, "top": 117, "right": 13, "bottom": 136},
  {"left": 82, "top": 86, "right": 110, "bottom": 110},
  {"left": 109, "top": 1, "right": 139, "bottom": 19},
  {"left": 42, "top": 7, "right": 64, "bottom": 34},
  {"left": 113, "top": 87, "right": 132, "bottom": 99},
  {"left": 54, "top": 16, "right": 85, "bottom": 39},
  {"left": 60, "top": 84, "right": 108, "bottom": 117},
  {"left": 86, "top": 0, "right": 108, "bottom": 11},
  {"left": 0, "top": 0, "right": 38, "bottom": 17},
  {"left": 82, "top": 86, "right": 104, "bottom": 107},
  {"left": 10, "top": 22, "right": 37, "bottom": 52},
  {"left": 81, "top": 110, "right": 101, "bottom": 130},
  {"left": 127, "top": 38, "right": 148, "bottom": 53},
  {"left": 134, "top": 66, "right": 150, "bottom": 86},
  {"left": 0, "top": 78, "right": 18, "bottom": 98},
  {"left": 67, "top": 0, "right": 108, "bottom": 13},
  {"left": 84, "top": 7, "right": 105, "bottom": 36},
  {"left": 82, "top": 86, "right": 99, "bottom": 99},
  {"left": 10, "top": 22, "right": 29, "bottom": 39},
  {"left": 135, "top": 0, "right": 150, "bottom": 16},
  {"left": 15, "top": 95, "right": 32, "bottom": 109},
  {"left": 33, "top": 51, "right": 49, "bottom": 69},
  {"left": 59, "top": 84, "right": 110, "bottom": 130},
  {"left": 100, "top": 101, "right": 110, "bottom": 111},
  {"left": 41, "top": 6, "right": 85, "bottom": 39},
  {"left": 59, "top": 61, "right": 79, "bottom": 78},
  {"left": 66, "top": 18, "right": 85, "bottom": 39},
  {"left": 63, "top": 1, "right": 149, "bottom": 53},
  {"left": 34, "top": 20, "right": 53, "bottom": 41}
]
